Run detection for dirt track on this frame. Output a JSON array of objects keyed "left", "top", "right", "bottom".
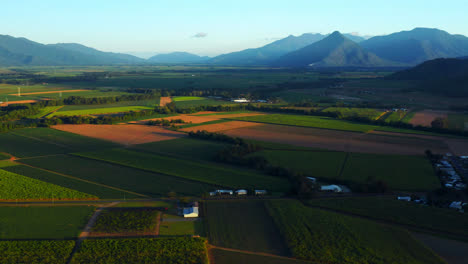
[
  {"left": 52, "top": 124, "right": 185, "bottom": 145},
  {"left": 224, "top": 124, "right": 454, "bottom": 155}
]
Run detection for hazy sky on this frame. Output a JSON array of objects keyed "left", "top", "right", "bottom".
[{"left": 2, "top": 0, "right": 467, "bottom": 57}]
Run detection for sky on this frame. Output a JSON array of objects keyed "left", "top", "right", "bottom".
[{"left": 2, "top": 0, "right": 468, "bottom": 57}]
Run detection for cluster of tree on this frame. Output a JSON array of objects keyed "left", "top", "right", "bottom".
[
  {"left": 62, "top": 93, "right": 159, "bottom": 105},
  {"left": 145, "top": 119, "right": 185, "bottom": 127},
  {"left": 46, "top": 109, "right": 162, "bottom": 125}
]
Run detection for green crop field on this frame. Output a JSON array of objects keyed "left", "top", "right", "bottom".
[
  {"left": 2, "top": 165, "right": 132, "bottom": 199},
  {"left": 383, "top": 111, "right": 407, "bottom": 123},
  {"left": 57, "top": 99, "right": 161, "bottom": 111},
  {"left": 211, "top": 249, "right": 312, "bottom": 264},
  {"left": 172, "top": 96, "right": 206, "bottom": 101},
  {"left": 75, "top": 148, "right": 290, "bottom": 191},
  {"left": 49, "top": 105, "right": 153, "bottom": 117},
  {"left": 0, "top": 206, "right": 94, "bottom": 239},
  {"left": 19, "top": 154, "right": 216, "bottom": 197},
  {"left": 341, "top": 153, "right": 440, "bottom": 191},
  {"left": 91, "top": 208, "right": 159, "bottom": 233},
  {"left": 205, "top": 200, "right": 288, "bottom": 255},
  {"left": 159, "top": 219, "right": 203, "bottom": 236},
  {"left": 28, "top": 105, "right": 63, "bottom": 118},
  {"left": 306, "top": 197, "right": 468, "bottom": 238},
  {"left": 233, "top": 114, "right": 379, "bottom": 133},
  {"left": 132, "top": 137, "right": 228, "bottom": 162},
  {"left": 0, "top": 160, "right": 15, "bottom": 167},
  {"left": 448, "top": 114, "right": 468, "bottom": 131},
  {"left": 0, "top": 132, "right": 70, "bottom": 157},
  {"left": 0, "top": 169, "right": 95, "bottom": 200},
  {"left": 322, "top": 107, "right": 384, "bottom": 120},
  {"left": 401, "top": 111, "right": 416, "bottom": 123},
  {"left": 249, "top": 150, "right": 346, "bottom": 179},
  {"left": 0, "top": 240, "right": 75, "bottom": 264},
  {"left": 266, "top": 200, "right": 444, "bottom": 264},
  {"left": 70, "top": 237, "right": 208, "bottom": 264}
]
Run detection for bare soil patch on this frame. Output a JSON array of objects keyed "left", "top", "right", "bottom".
[
  {"left": 140, "top": 112, "right": 265, "bottom": 125},
  {"left": 412, "top": 232, "right": 468, "bottom": 264},
  {"left": 159, "top": 97, "right": 172, "bottom": 107},
  {"left": 410, "top": 110, "right": 448, "bottom": 127},
  {"left": 52, "top": 124, "right": 185, "bottom": 145},
  {"left": 181, "top": 121, "right": 262, "bottom": 133},
  {"left": 9, "top": 89, "right": 87, "bottom": 96},
  {"left": 0, "top": 100, "right": 38, "bottom": 106},
  {"left": 224, "top": 124, "right": 451, "bottom": 155}
]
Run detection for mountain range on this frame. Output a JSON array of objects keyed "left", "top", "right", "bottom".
[{"left": 1, "top": 28, "right": 468, "bottom": 67}]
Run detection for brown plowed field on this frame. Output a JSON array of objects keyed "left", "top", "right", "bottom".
[
  {"left": 159, "top": 97, "right": 172, "bottom": 107},
  {"left": 0, "top": 100, "right": 38, "bottom": 106},
  {"left": 224, "top": 124, "right": 453, "bottom": 155},
  {"left": 181, "top": 121, "right": 263, "bottom": 133},
  {"left": 409, "top": 110, "right": 448, "bottom": 127},
  {"left": 52, "top": 124, "right": 185, "bottom": 145},
  {"left": 9, "top": 89, "right": 87, "bottom": 96}
]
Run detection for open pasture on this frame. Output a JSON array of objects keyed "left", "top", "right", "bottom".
[
  {"left": 0, "top": 240, "right": 75, "bottom": 264},
  {"left": 306, "top": 197, "right": 468, "bottom": 238},
  {"left": 76, "top": 148, "right": 290, "bottom": 191},
  {"left": 0, "top": 168, "right": 96, "bottom": 200},
  {"left": 266, "top": 200, "right": 445, "bottom": 264},
  {"left": 2, "top": 165, "right": 131, "bottom": 199},
  {"left": 70, "top": 237, "right": 208, "bottom": 264},
  {"left": 0, "top": 206, "right": 94, "bottom": 239},
  {"left": 205, "top": 200, "right": 288, "bottom": 255},
  {"left": 224, "top": 124, "right": 451, "bottom": 155},
  {"left": 52, "top": 124, "right": 186, "bottom": 145},
  {"left": 19, "top": 154, "right": 216, "bottom": 197}
]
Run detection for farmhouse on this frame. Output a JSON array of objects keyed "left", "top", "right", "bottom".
[
  {"left": 183, "top": 202, "right": 199, "bottom": 218},
  {"left": 236, "top": 189, "right": 247, "bottom": 195},
  {"left": 320, "top": 185, "right": 342, "bottom": 193}
]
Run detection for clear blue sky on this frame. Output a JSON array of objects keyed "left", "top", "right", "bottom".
[{"left": 2, "top": 0, "right": 467, "bottom": 57}]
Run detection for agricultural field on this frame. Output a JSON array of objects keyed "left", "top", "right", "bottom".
[
  {"left": 2, "top": 165, "right": 131, "bottom": 199},
  {"left": 0, "top": 152, "right": 10, "bottom": 160},
  {"left": 248, "top": 149, "right": 346, "bottom": 179},
  {"left": 49, "top": 105, "right": 154, "bottom": 117},
  {"left": 175, "top": 98, "right": 236, "bottom": 108},
  {"left": 306, "top": 197, "right": 468, "bottom": 238},
  {"left": 91, "top": 208, "right": 159, "bottom": 234},
  {"left": 28, "top": 105, "right": 63, "bottom": 118},
  {"left": 322, "top": 107, "right": 384, "bottom": 120},
  {"left": 172, "top": 96, "right": 206, "bottom": 101},
  {"left": 0, "top": 240, "right": 75, "bottom": 264},
  {"left": 448, "top": 113, "right": 468, "bottom": 131},
  {"left": 0, "top": 206, "right": 94, "bottom": 239},
  {"left": 233, "top": 113, "right": 379, "bottom": 132},
  {"left": 210, "top": 249, "right": 312, "bottom": 264},
  {"left": 132, "top": 137, "right": 228, "bottom": 162},
  {"left": 266, "top": 200, "right": 445, "bottom": 264},
  {"left": 75, "top": 148, "right": 290, "bottom": 191},
  {"left": 180, "top": 120, "right": 262, "bottom": 132},
  {"left": 383, "top": 110, "right": 408, "bottom": 123},
  {"left": 0, "top": 132, "right": 71, "bottom": 157},
  {"left": 341, "top": 153, "right": 440, "bottom": 191},
  {"left": 70, "top": 237, "right": 208, "bottom": 264},
  {"left": 0, "top": 168, "right": 96, "bottom": 200},
  {"left": 57, "top": 98, "right": 161, "bottom": 111},
  {"left": 18, "top": 154, "right": 216, "bottom": 197},
  {"left": 204, "top": 200, "right": 288, "bottom": 255},
  {"left": 159, "top": 219, "right": 203, "bottom": 236}
]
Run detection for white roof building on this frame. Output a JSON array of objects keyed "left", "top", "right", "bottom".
[
  {"left": 236, "top": 189, "right": 248, "bottom": 195},
  {"left": 398, "top": 196, "right": 411, "bottom": 201},
  {"left": 183, "top": 202, "right": 199, "bottom": 218},
  {"left": 320, "top": 185, "right": 342, "bottom": 193}
]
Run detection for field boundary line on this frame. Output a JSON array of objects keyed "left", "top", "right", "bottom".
[
  {"left": 15, "top": 161, "right": 150, "bottom": 198},
  {"left": 42, "top": 105, "right": 65, "bottom": 118},
  {"left": 209, "top": 245, "right": 316, "bottom": 263}
]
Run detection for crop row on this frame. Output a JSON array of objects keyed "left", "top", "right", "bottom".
[{"left": 91, "top": 208, "right": 159, "bottom": 233}]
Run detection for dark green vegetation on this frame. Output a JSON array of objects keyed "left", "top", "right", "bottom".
[
  {"left": 19, "top": 155, "right": 215, "bottom": 197},
  {"left": 70, "top": 237, "right": 208, "bottom": 264},
  {"left": 174, "top": 98, "right": 235, "bottom": 108},
  {"left": 91, "top": 208, "right": 159, "bottom": 233},
  {"left": 322, "top": 107, "right": 384, "bottom": 120},
  {"left": 342, "top": 153, "right": 439, "bottom": 191},
  {"left": 274, "top": 31, "right": 389, "bottom": 67},
  {"left": 0, "top": 168, "right": 95, "bottom": 200},
  {"left": 448, "top": 113, "right": 468, "bottom": 131},
  {"left": 234, "top": 113, "right": 378, "bottom": 132},
  {"left": 75, "top": 148, "right": 290, "bottom": 191},
  {"left": 148, "top": 52, "right": 209, "bottom": 63},
  {"left": 0, "top": 240, "right": 75, "bottom": 264},
  {"left": 210, "top": 249, "right": 312, "bottom": 264},
  {"left": 0, "top": 127, "right": 118, "bottom": 157},
  {"left": 2, "top": 165, "right": 131, "bottom": 199},
  {"left": 0, "top": 152, "right": 10, "bottom": 160},
  {"left": 390, "top": 58, "right": 468, "bottom": 96},
  {"left": 205, "top": 200, "right": 288, "bottom": 255},
  {"left": 159, "top": 220, "right": 204, "bottom": 236},
  {"left": 266, "top": 200, "right": 445, "bottom": 264},
  {"left": 0, "top": 206, "right": 94, "bottom": 239},
  {"left": 306, "top": 197, "right": 468, "bottom": 238}
]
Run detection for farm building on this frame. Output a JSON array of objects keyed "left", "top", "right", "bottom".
[
  {"left": 255, "top": 190, "right": 267, "bottom": 195},
  {"left": 397, "top": 196, "right": 411, "bottom": 201},
  {"left": 183, "top": 202, "right": 199, "bottom": 218},
  {"left": 307, "top": 177, "right": 317, "bottom": 183},
  {"left": 231, "top": 98, "right": 250, "bottom": 103},
  {"left": 209, "top": 190, "right": 234, "bottom": 196},
  {"left": 320, "top": 185, "right": 342, "bottom": 193},
  {"left": 236, "top": 189, "right": 248, "bottom": 195}
]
